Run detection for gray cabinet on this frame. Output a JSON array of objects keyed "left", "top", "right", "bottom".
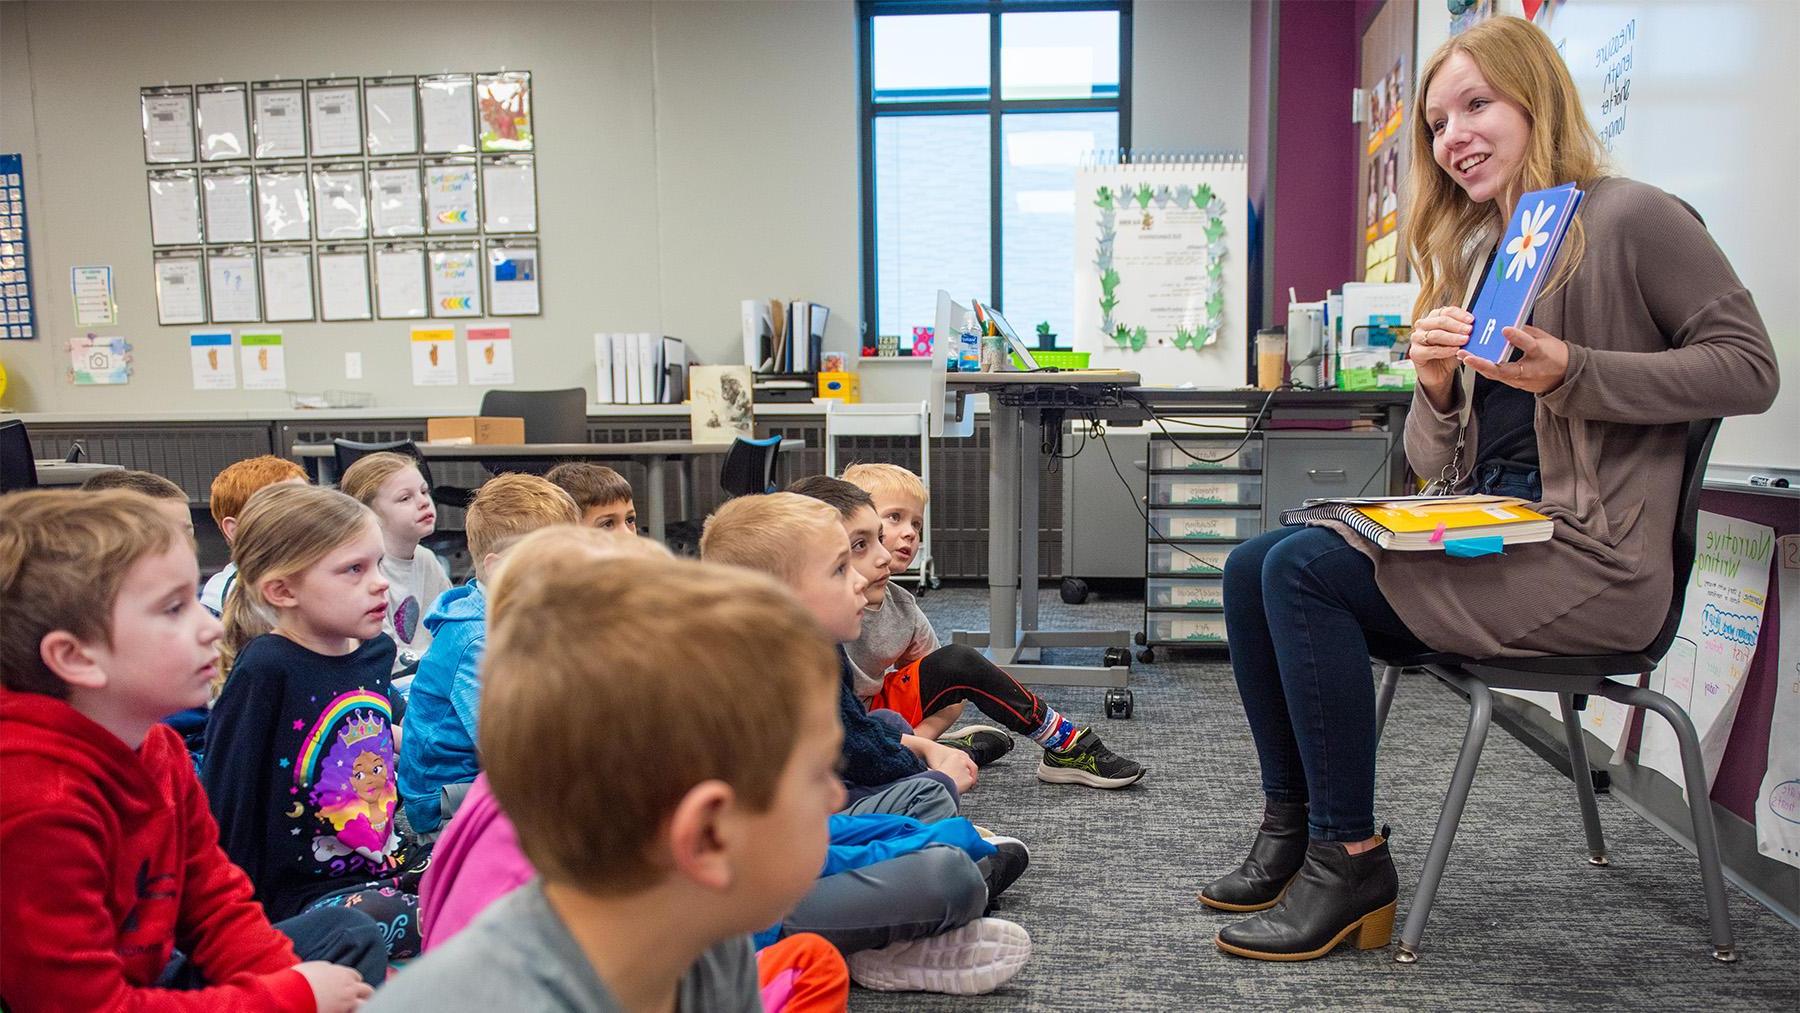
[
  {"left": 1062, "top": 425, "right": 1150, "bottom": 581},
  {"left": 1261, "top": 433, "right": 1393, "bottom": 528}
]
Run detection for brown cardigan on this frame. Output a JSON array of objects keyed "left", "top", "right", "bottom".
[{"left": 1330, "top": 177, "right": 1779, "bottom": 658}]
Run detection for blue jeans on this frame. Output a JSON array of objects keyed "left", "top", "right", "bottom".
[{"left": 1222, "top": 526, "right": 1428, "bottom": 841}]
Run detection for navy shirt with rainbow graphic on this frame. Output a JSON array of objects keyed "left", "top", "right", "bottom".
[{"left": 202, "top": 632, "right": 409, "bottom": 920}]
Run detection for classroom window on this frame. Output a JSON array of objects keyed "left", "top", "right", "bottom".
[{"left": 860, "top": 0, "right": 1131, "bottom": 348}]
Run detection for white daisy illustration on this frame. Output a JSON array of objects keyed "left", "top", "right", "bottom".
[{"left": 1504, "top": 199, "right": 1557, "bottom": 281}]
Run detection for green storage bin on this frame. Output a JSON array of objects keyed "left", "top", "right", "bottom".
[{"left": 1011, "top": 350, "right": 1090, "bottom": 369}]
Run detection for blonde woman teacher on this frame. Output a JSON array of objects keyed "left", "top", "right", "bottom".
[{"left": 1201, "top": 16, "right": 1777, "bottom": 962}]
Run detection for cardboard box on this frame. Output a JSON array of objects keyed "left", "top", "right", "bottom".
[{"left": 425, "top": 416, "right": 526, "bottom": 445}]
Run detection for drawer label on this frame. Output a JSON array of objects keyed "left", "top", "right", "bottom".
[
  {"left": 1171, "top": 480, "right": 1239, "bottom": 504},
  {"left": 1174, "top": 618, "right": 1227, "bottom": 641},
  {"left": 1169, "top": 514, "right": 1239, "bottom": 539},
  {"left": 1168, "top": 584, "right": 1224, "bottom": 608}
]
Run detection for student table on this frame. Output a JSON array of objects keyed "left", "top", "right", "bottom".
[
  {"left": 290, "top": 439, "right": 804, "bottom": 542},
  {"left": 31, "top": 460, "right": 124, "bottom": 486}
]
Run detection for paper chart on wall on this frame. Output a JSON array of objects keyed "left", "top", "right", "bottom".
[
  {"left": 71, "top": 267, "right": 115, "bottom": 326},
  {"left": 147, "top": 170, "right": 202, "bottom": 246},
  {"left": 465, "top": 323, "right": 514, "bottom": 385},
  {"left": 428, "top": 246, "right": 482, "bottom": 318},
  {"left": 424, "top": 161, "right": 478, "bottom": 234},
  {"left": 374, "top": 245, "right": 427, "bottom": 319},
  {"left": 141, "top": 89, "right": 196, "bottom": 163},
  {"left": 476, "top": 71, "right": 533, "bottom": 152},
  {"left": 189, "top": 330, "right": 237, "bottom": 390},
  {"left": 239, "top": 330, "right": 285, "bottom": 390},
  {"left": 201, "top": 169, "right": 256, "bottom": 244},
  {"left": 154, "top": 253, "right": 207, "bottom": 325},
  {"left": 311, "top": 165, "right": 368, "bottom": 240},
  {"left": 410, "top": 326, "right": 458, "bottom": 386},
  {"left": 364, "top": 80, "right": 419, "bottom": 155},
  {"left": 68, "top": 335, "right": 132, "bottom": 385},
  {"left": 256, "top": 169, "right": 311, "bottom": 242},
  {"left": 317, "top": 246, "right": 372, "bottom": 321},
  {"left": 480, "top": 158, "right": 536, "bottom": 233},
  {"left": 196, "top": 85, "right": 250, "bottom": 161},
  {"left": 207, "top": 250, "right": 260, "bottom": 323},
  {"left": 308, "top": 82, "right": 363, "bottom": 157},
  {"left": 252, "top": 85, "right": 306, "bottom": 159},
  {"left": 1755, "top": 535, "right": 1800, "bottom": 869},
  {"left": 1640, "top": 511, "right": 1776, "bottom": 797},
  {"left": 487, "top": 242, "right": 540, "bottom": 316},
  {"left": 260, "top": 250, "right": 315, "bottom": 322},
  {"left": 369, "top": 164, "right": 424, "bottom": 236},
  {"left": 419, "top": 75, "right": 476, "bottom": 154}
]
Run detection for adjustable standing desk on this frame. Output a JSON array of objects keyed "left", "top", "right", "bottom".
[{"left": 945, "top": 371, "right": 1143, "bottom": 715}]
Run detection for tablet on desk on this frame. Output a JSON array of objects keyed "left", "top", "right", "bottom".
[{"left": 982, "top": 305, "right": 1039, "bottom": 371}]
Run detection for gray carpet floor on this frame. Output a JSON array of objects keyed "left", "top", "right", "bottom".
[{"left": 851, "top": 585, "right": 1800, "bottom": 1011}]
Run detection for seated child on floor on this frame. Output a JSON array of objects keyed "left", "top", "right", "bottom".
[
  {"left": 545, "top": 461, "right": 638, "bottom": 533},
  {"left": 368, "top": 541, "right": 851, "bottom": 1010},
  {"left": 202, "top": 483, "right": 425, "bottom": 961},
  {"left": 200, "top": 455, "right": 308, "bottom": 617},
  {"left": 80, "top": 468, "right": 195, "bottom": 538},
  {"left": 823, "top": 466, "right": 1147, "bottom": 789},
  {"left": 701, "top": 494, "right": 1031, "bottom": 994},
  {"left": 398, "top": 473, "right": 579, "bottom": 834},
  {"left": 340, "top": 451, "right": 453, "bottom": 677},
  {"left": 1, "top": 489, "right": 382, "bottom": 1011}
]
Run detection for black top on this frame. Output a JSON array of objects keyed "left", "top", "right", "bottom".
[
  {"left": 836, "top": 648, "right": 926, "bottom": 790},
  {"left": 202, "top": 633, "right": 404, "bottom": 919}
]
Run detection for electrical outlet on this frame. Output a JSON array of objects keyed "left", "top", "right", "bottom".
[{"left": 345, "top": 352, "right": 363, "bottom": 379}]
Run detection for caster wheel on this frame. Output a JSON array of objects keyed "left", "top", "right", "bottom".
[
  {"left": 1060, "top": 577, "right": 1089, "bottom": 605},
  {"left": 1137, "top": 648, "right": 1156, "bottom": 664},
  {"left": 1104, "top": 688, "right": 1134, "bottom": 719},
  {"left": 1134, "top": 630, "right": 1147, "bottom": 646},
  {"left": 925, "top": 564, "right": 942, "bottom": 590},
  {"left": 1102, "top": 646, "right": 1130, "bottom": 668}
]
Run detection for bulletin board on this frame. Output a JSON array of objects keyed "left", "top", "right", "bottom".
[{"left": 1356, "top": 0, "right": 1416, "bottom": 284}]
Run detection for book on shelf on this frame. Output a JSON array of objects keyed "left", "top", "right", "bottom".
[
  {"left": 1280, "top": 494, "right": 1553, "bottom": 551},
  {"left": 592, "top": 332, "right": 689, "bottom": 405},
  {"left": 1465, "top": 182, "right": 1584, "bottom": 364},
  {"left": 740, "top": 296, "right": 829, "bottom": 373}
]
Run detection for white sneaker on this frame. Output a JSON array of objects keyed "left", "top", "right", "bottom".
[{"left": 847, "top": 917, "right": 1031, "bottom": 995}]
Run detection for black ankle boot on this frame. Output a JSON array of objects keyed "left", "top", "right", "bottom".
[
  {"left": 1199, "top": 800, "right": 1309, "bottom": 912},
  {"left": 1214, "top": 829, "right": 1399, "bottom": 961}
]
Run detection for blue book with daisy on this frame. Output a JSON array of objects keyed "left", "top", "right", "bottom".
[{"left": 1465, "top": 182, "right": 1585, "bottom": 363}]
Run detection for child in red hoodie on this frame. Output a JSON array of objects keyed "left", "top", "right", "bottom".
[{"left": 0, "top": 489, "right": 382, "bottom": 1012}]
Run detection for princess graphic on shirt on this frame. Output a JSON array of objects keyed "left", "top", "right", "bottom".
[{"left": 303, "top": 705, "right": 402, "bottom": 868}]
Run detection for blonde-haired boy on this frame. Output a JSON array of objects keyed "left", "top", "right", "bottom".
[
  {"left": 545, "top": 462, "right": 638, "bottom": 533},
  {"left": 199, "top": 455, "right": 308, "bottom": 615},
  {"left": 0, "top": 490, "right": 381, "bottom": 1011},
  {"left": 369, "top": 552, "right": 844, "bottom": 1010},
  {"left": 834, "top": 466, "right": 1146, "bottom": 788},
  {"left": 398, "top": 473, "right": 579, "bottom": 833}
]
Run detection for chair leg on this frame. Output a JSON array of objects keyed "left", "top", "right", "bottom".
[
  {"left": 1396, "top": 669, "right": 1492, "bottom": 964},
  {"left": 1598, "top": 682, "right": 1737, "bottom": 963},
  {"left": 1375, "top": 665, "right": 1402, "bottom": 741},
  {"left": 1557, "top": 692, "right": 1609, "bottom": 867}
]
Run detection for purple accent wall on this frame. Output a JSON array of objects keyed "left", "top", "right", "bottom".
[
  {"left": 1254, "top": 0, "right": 1360, "bottom": 328},
  {"left": 1698, "top": 490, "right": 1800, "bottom": 822},
  {"left": 1248, "top": 0, "right": 1273, "bottom": 338}
]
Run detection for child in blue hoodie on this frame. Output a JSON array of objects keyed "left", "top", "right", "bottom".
[{"left": 397, "top": 475, "right": 578, "bottom": 834}]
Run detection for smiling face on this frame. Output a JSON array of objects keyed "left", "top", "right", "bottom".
[
  {"left": 788, "top": 521, "right": 867, "bottom": 643},
  {"left": 839, "top": 504, "right": 895, "bottom": 608},
  {"left": 370, "top": 466, "right": 437, "bottom": 546},
  {"left": 86, "top": 542, "right": 224, "bottom": 720},
  {"left": 1425, "top": 51, "right": 1531, "bottom": 209},
  {"left": 276, "top": 519, "right": 391, "bottom": 645},
  {"left": 350, "top": 750, "right": 389, "bottom": 804},
  {"left": 870, "top": 490, "right": 925, "bottom": 575}
]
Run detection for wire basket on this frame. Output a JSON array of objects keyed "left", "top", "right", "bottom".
[
  {"left": 1011, "top": 350, "right": 1090, "bottom": 370},
  {"left": 288, "top": 389, "right": 375, "bottom": 410}
]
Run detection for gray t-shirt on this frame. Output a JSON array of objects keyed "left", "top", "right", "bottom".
[
  {"left": 367, "top": 881, "right": 760, "bottom": 1013},
  {"left": 381, "top": 545, "right": 452, "bottom": 672},
  {"left": 843, "top": 582, "right": 940, "bottom": 701}
]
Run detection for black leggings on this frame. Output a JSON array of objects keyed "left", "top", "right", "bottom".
[{"left": 915, "top": 644, "right": 1054, "bottom": 735}]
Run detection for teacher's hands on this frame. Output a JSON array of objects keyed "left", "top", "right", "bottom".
[
  {"left": 1458, "top": 324, "right": 1570, "bottom": 395},
  {"left": 1408, "top": 306, "right": 1473, "bottom": 411}
]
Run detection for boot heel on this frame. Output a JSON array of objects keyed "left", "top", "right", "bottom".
[{"left": 1354, "top": 901, "right": 1396, "bottom": 949}]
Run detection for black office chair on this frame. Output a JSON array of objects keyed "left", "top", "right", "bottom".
[
  {"left": 0, "top": 418, "right": 39, "bottom": 493},
  {"left": 719, "top": 435, "right": 783, "bottom": 497},
  {"left": 1371, "top": 419, "right": 1732, "bottom": 964},
  {"left": 331, "top": 438, "right": 435, "bottom": 490},
  {"left": 431, "top": 387, "right": 590, "bottom": 506}
]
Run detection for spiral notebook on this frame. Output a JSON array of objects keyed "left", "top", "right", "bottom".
[{"left": 1281, "top": 495, "right": 1553, "bottom": 551}]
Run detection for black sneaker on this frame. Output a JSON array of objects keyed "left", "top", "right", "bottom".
[
  {"left": 1036, "top": 729, "right": 1147, "bottom": 789},
  {"left": 938, "top": 725, "right": 1015, "bottom": 767},
  {"left": 977, "top": 836, "right": 1030, "bottom": 913}
]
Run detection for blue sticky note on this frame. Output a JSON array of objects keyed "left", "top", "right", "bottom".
[{"left": 1444, "top": 535, "right": 1505, "bottom": 558}]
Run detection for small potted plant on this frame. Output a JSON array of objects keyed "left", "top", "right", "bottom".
[{"left": 1035, "top": 321, "right": 1058, "bottom": 350}]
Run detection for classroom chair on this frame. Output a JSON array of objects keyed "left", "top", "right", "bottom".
[
  {"left": 719, "top": 435, "right": 783, "bottom": 497},
  {"left": 432, "top": 387, "right": 590, "bottom": 506},
  {"left": 821, "top": 400, "right": 938, "bottom": 592},
  {"left": 1372, "top": 418, "right": 1732, "bottom": 964},
  {"left": 0, "top": 418, "right": 38, "bottom": 492}
]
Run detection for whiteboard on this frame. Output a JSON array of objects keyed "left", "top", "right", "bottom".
[{"left": 1419, "top": 1, "right": 1800, "bottom": 476}]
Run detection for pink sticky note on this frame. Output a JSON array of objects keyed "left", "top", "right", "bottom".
[{"left": 1429, "top": 522, "right": 1447, "bottom": 544}]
